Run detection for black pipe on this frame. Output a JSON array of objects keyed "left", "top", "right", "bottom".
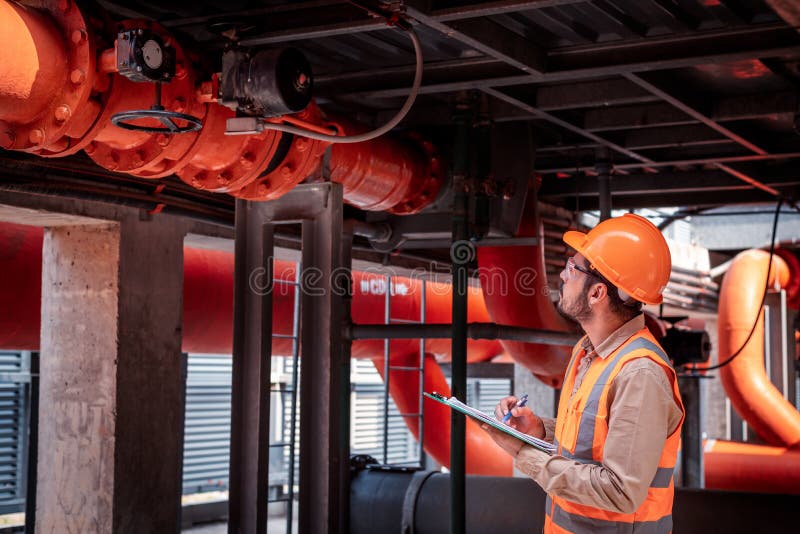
[
  {"left": 349, "top": 467, "right": 800, "bottom": 534},
  {"left": 346, "top": 322, "right": 577, "bottom": 346},
  {"left": 350, "top": 468, "right": 546, "bottom": 534},
  {"left": 596, "top": 159, "right": 612, "bottom": 221}
]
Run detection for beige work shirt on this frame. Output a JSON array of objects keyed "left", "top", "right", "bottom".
[{"left": 514, "top": 314, "right": 683, "bottom": 514}]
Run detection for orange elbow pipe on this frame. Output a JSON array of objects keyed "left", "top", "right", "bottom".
[
  {"left": 717, "top": 249, "right": 800, "bottom": 448},
  {"left": 477, "top": 195, "right": 575, "bottom": 387}
]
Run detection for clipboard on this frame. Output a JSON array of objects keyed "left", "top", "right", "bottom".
[{"left": 424, "top": 391, "right": 556, "bottom": 455}]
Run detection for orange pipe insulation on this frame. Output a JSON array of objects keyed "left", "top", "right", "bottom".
[
  {"left": 717, "top": 249, "right": 800, "bottom": 448},
  {"left": 0, "top": 0, "right": 442, "bottom": 213}
]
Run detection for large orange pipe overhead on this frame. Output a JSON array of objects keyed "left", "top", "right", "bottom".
[
  {"left": 717, "top": 249, "right": 800, "bottom": 448},
  {"left": 0, "top": 0, "right": 68, "bottom": 124},
  {"left": 0, "top": 222, "right": 502, "bottom": 362},
  {"left": 0, "top": 0, "right": 442, "bottom": 213}
]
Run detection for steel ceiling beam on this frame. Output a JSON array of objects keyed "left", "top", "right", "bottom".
[
  {"left": 404, "top": 3, "right": 547, "bottom": 74},
  {"left": 231, "top": 0, "right": 587, "bottom": 45},
  {"left": 583, "top": 102, "right": 696, "bottom": 131},
  {"left": 539, "top": 168, "right": 800, "bottom": 198},
  {"left": 650, "top": 0, "right": 702, "bottom": 30},
  {"left": 554, "top": 188, "right": 782, "bottom": 210},
  {"left": 580, "top": 90, "right": 798, "bottom": 131},
  {"left": 537, "top": 151, "right": 800, "bottom": 174},
  {"left": 534, "top": 78, "right": 660, "bottom": 110},
  {"left": 621, "top": 72, "right": 780, "bottom": 197},
  {"left": 623, "top": 73, "right": 768, "bottom": 154},
  {"left": 482, "top": 88, "right": 659, "bottom": 169},
  {"left": 716, "top": 90, "right": 797, "bottom": 120},
  {"left": 341, "top": 24, "right": 800, "bottom": 98},
  {"left": 765, "top": 0, "right": 800, "bottom": 28},
  {"left": 591, "top": 0, "right": 649, "bottom": 37},
  {"left": 623, "top": 129, "right": 733, "bottom": 151},
  {"left": 539, "top": 124, "right": 732, "bottom": 152},
  {"left": 431, "top": 0, "right": 588, "bottom": 21}
]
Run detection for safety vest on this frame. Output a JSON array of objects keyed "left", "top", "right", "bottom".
[{"left": 544, "top": 328, "right": 685, "bottom": 534}]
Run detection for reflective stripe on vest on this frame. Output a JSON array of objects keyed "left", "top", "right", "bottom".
[
  {"left": 571, "top": 338, "right": 670, "bottom": 460},
  {"left": 553, "top": 438, "right": 674, "bottom": 488},
  {"left": 551, "top": 503, "right": 673, "bottom": 534},
  {"left": 649, "top": 467, "right": 673, "bottom": 489}
]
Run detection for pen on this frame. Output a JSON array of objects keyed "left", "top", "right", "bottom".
[{"left": 502, "top": 393, "right": 528, "bottom": 423}]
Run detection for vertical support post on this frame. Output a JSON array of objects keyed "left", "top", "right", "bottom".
[
  {"left": 286, "top": 263, "right": 302, "bottom": 531},
  {"left": 339, "top": 221, "right": 354, "bottom": 532},
  {"left": 298, "top": 183, "right": 346, "bottom": 534},
  {"left": 450, "top": 104, "right": 471, "bottom": 534},
  {"left": 228, "top": 184, "right": 346, "bottom": 533},
  {"left": 677, "top": 375, "right": 704, "bottom": 488},
  {"left": 596, "top": 158, "right": 612, "bottom": 221},
  {"left": 228, "top": 199, "right": 274, "bottom": 533},
  {"left": 24, "top": 352, "right": 39, "bottom": 533},
  {"left": 418, "top": 284, "right": 426, "bottom": 466},
  {"left": 383, "top": 275, "right": 391, "bottom": 464}
]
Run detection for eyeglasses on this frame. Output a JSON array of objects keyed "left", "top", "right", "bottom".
[{"left": 565, "top": 257, "right": 601, "bottom": 281}]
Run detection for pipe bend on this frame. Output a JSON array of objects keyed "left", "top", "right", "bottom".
[{"left": 717, "top": 249, "right": 800, "bottom": 448}]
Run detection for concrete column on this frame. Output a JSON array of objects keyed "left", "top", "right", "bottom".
[{"left": 37, "top": 217, "right": 184, "bottom": 533}]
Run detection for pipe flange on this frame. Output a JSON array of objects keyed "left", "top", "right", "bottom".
[
  {"left": 15, "top": 0, "right": 95, "bottom": 155},
  {"left": 229, "top": 104, "right": 329, "bottom": 201},
  {"left": 175, "top": 105, "right": 282, "bottom": 192},
  {"left": 389, "top": 132, "right": 444, "bottom": 215}
]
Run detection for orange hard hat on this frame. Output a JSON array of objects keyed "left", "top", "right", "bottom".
[{"left": 562, "top": 213, "right": 671, "bottom": 305}]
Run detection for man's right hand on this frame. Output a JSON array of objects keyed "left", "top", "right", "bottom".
[{"left": 494, "top": 395, "right": 545, "bottom": 439}]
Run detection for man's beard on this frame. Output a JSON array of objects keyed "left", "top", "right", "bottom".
[{"left": 557, "top": 282, "right": 592, "bottom": 323}]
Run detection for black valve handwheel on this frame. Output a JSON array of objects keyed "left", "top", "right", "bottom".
[{"left": 111, "top": 107, "right": 203, "bottom": 134}]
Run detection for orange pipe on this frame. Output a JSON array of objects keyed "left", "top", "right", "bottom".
[
  {"left": 0, "top": 1, "right": 442, "bottom": 213},
  {"left": 717, "top": 249, "right": 800, "bottom": 448},
  {"left": 0, "top": 221, "right": 502, "bottom": 473},
  {"left": 0, "top": 222, "right": 502, "bottom": 361},
  {"left": 374, "top": 351, "right": 511, "bottom": 475},
  {"left": 704, "top": 439, "right": 800, "bottom": 494},
  {"left": 477, "top": 194, "right": 575, "bottom": 387},
  {"left": 0, "top": 0, "right": 68, "bottom": 124}
]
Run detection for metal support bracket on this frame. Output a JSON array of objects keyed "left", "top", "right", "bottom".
[{"left": 228, "top": 183, "right": 349, "bottom": 534}]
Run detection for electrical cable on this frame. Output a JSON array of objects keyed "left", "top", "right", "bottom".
[
  {"left": 253, "top": 27, "right": 423, "bottom": 144},
  {"left": 693, "top": 198, "right": 784, "bottom": 372}
]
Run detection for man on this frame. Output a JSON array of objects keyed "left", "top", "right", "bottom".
[{"left": 481, "top": 213, "right": 685, "bottom": 533}]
